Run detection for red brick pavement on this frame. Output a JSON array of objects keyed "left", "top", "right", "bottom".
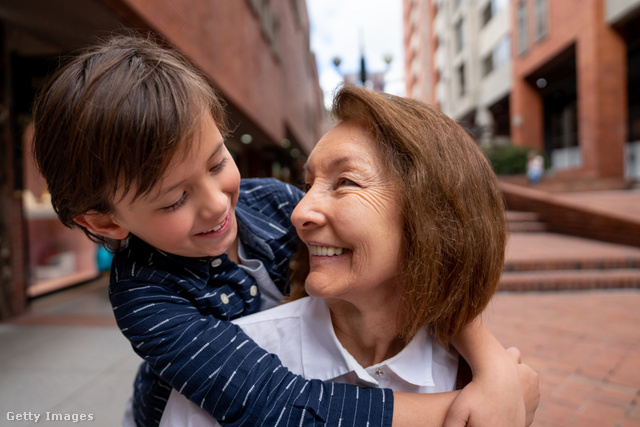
[{"left": 486, "top": 290, "right": 640, "bottom": 427}]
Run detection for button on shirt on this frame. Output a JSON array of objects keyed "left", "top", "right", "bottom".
[
  {"left": 159, "top": 296, "right": 459, "bottom": 426},
  {"left": 109, "top": 178, "right": 394, "bottom": 427}
]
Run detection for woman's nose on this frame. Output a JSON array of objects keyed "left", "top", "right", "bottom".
[{"left": 291, "top": 189, "right": 326, "bottom": 230}]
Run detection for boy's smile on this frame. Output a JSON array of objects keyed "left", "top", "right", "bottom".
[{"left": 107, "top": 113, "right": 241, "bottom": 259}]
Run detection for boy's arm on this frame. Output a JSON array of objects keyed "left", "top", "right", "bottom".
[
  {"left": 110, "top": 276, "right": 394, "bottom": 426},
  {"left": 444, "top": 316, "right": 539, "bottom": 426}
]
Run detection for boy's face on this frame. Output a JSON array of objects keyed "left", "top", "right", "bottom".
[{"left": 110, "top": 114, "right": 241, "bottom": 258}]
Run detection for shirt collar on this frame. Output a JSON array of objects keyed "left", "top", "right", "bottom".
[
  {"left": 235, "top": 203, "right": 288, "bottom": 261},
  {"left": 300, "top": 297, "right": 435, "bottom": 388}
]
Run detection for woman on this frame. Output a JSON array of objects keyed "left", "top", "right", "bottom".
[{"left": 160, "top": 85, "right": 539, "bottom": 426}]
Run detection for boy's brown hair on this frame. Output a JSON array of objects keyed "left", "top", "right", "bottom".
[{"left": 32, "top": 34, "right": 228, "bottom": 250}]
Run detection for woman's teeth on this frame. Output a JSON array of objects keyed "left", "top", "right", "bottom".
[{"left": 308, "top": 245, "right": 346, "bottom": 256}]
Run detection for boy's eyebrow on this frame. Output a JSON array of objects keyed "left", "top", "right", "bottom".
[{"left": 147, "top": 140, "right": 224, "bottom": 202}]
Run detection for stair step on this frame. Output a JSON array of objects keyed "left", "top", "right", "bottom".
[
  {"left": 508, "top": 221, "right": 548, "bottom": 232},
  {"left": 506, "top": 211, "right": 541, "bottom": 222},
  {"left": 499, "top": 269, "right": 640, "bottom": 292},
  {"left": 504, "top": 257, "right": 640, "bottom": 272}
]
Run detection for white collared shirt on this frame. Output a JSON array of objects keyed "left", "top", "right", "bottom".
[{"left": 160, "top": 296, "right": 459, "bottom": 427}]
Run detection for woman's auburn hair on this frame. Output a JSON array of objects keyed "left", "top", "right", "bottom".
[
  {"left": 32, "top": 34, "right": 228, "bottom": 251},
  {"left": 321, "top": 84, "right": 506, "bottom": 346}
]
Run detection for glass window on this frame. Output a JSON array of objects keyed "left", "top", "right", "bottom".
[
  {"left": 483, "top": 53, "right": 494, "bottom": 76},
  {"left": 534, "top": 0, "right": 548, "bottom": 41},
  {"left": 517, "top": 0, "right": 528, "bottom": 55},
  {"left": 458, "top": 63, "right": 466, "bottom": 96},
  {"left": 482, "top": 3, "right": 492, "bottom": 27},
  {"left": 482, "top": 0, "right": 509, "bottom": 27},
  {"left": 482, "top": 35, "right": 510, "bottom": 76},
  {"left": 456, "top": 19, "right": 465, "bottom": 53},
  {"left": 494, "top": 35, "right": 510, "bottom": 68}
]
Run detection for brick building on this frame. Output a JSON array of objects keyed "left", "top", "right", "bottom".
[
  {"left": 0, "top": 0, "right": 327, "bottom": 318},
  {"left": 404, "top": 0, "right": 640, "bottom": 180}
]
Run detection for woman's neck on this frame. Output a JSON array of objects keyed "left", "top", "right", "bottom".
[{"left": 327, "top": 297, "right": 403, "bottom": 368}]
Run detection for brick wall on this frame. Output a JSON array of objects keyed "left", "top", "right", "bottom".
[
  {"left": 106, "top": 0, "right": 324, "bottom": 153},
  {"left": 510, "top": 0, "right": 626, "bottom": 178}
]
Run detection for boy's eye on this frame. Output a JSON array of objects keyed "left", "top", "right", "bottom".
[
  {"left": 162, "top": 192, "right": 187, "bottom": 212},
  {"left": 210, "top": 158, "right": 227, "bottom": 173}
]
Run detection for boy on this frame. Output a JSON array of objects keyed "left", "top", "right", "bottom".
[{"left": 32, "top": 35, "right": 532, "bottom": 426}]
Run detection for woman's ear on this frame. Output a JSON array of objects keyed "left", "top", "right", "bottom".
[{"left": 74, "top": 212, "right": 130, "bottom": 240}]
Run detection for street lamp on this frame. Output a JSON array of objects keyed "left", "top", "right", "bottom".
[{"left": 332, "top": 53, "right": 393, "bottom": 92}]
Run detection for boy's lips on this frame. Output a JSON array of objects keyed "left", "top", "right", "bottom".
[{"left": 196, "top": 212, "right": 231, "bottom": 236}]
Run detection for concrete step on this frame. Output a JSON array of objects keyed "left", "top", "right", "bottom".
[
  {"left": 506, "top": 211, "right": 541, "bottom": 222},
  {"left": 506, "top": 210, "right": 547, "bottom": 233},
  {"left": 504, "top": 255, "right": 640, "bottom": 272},
  {"left": 508, "top": 221, "right": 548, "bottom": 232},
  {"left": 502, "top": 232, "right": 640, "bottom": 292},
  {"left": 499, "top": 269, "right": 640, "bottom": 292}
]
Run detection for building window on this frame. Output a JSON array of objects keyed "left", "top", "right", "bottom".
[
  {"left": 482, "top": 54, "right": 493, "bottom": 76},
  {"left": 482, "top": 3, "right": 492, "bottom": 26},
  {"left": 482, "top": 35, "right": 510, "bottom": 76},
  {"left": 517, "top": 0, "right": 528, "bottom": 55},
  {"left": 481, "top": 0, "right": 508, "bottom": 27},
  {"left": 534, "top": 0, "right": 548, "bottom": 42},
  {"left": 458, "top": 63, "right": 466, "bottom": 96},
  {"left": 494, "top": 35, "right": 510, "bottom": 68},
  {"left": 455, "top": 19, "right": 465, "bottom": 53}
]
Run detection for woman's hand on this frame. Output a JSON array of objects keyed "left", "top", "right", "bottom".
[{"left": 443, "top": 347, "right": 539, "bottom": 427}]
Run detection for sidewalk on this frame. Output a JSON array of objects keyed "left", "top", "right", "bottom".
[
  {"left": 486, "top": 290, "right": 640, "bottom": 427},
  {"left": 0, "top": 277, "right": 140, "bottom": 426}
]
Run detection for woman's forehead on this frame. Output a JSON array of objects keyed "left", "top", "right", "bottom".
[{"left": 309, "top": 121, "right": 381, "bottom": 167}]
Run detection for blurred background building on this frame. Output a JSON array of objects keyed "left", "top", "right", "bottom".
[
  {"left": 0, "top": 0, "right": 328, "bottom": 318},
  {"left": 404, "top": 0, "right": 640, "bottom": 181},
  {"left": 2, "top": 0, "right": 639, "bottom": 323}
]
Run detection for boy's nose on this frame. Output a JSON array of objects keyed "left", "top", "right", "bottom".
[{"left": 199, "top": 184, "right": 228, "bottom": 219}]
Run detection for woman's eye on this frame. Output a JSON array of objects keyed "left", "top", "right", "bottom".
[
  {"left": 162, "top": 192, "right": 187, "bottom": 212},
  {"left": 304, "top": 183, "right": 312, "bottom": 192},
  {"left": 337, "top": 178, "right": 357, "bottom": 187}
]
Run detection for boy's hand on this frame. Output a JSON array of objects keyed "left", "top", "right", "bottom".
[
  {"left": 443, "top": 347, "right": 539, "bottom": 427},
  {"left": 509, "top": 347, "right": 540, "bottom": 426}
]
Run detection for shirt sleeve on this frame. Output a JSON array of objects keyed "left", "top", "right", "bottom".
[{"left": 110, "top": 276, "right": 394, "bottom": 427}]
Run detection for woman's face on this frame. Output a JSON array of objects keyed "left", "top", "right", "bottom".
[{"left": 291, "top": 119, "right": 403, "bottom": 306}]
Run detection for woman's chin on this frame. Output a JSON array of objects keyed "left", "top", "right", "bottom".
[{"left": 304, "top": 274, "right": 347, "bottom": 300}]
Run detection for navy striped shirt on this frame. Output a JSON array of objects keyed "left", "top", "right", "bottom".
[{"left": 110, "top": 178, "right": 393, "bottom": 427}]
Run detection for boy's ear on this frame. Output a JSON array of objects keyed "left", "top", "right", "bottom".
[{"left": 74, "top": 212, "right": 130, "bottom": 240}]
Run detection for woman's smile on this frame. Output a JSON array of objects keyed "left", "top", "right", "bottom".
[{"left": 308, "top": 244, "right": 349, "bottom": 256}]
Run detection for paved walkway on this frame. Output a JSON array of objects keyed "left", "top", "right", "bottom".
[
  {"left": 486, "top": 290, "right": 640, "bottom": 427},
  {"left": 0, "top": 278, "right": 140, "bottom": 427}
]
